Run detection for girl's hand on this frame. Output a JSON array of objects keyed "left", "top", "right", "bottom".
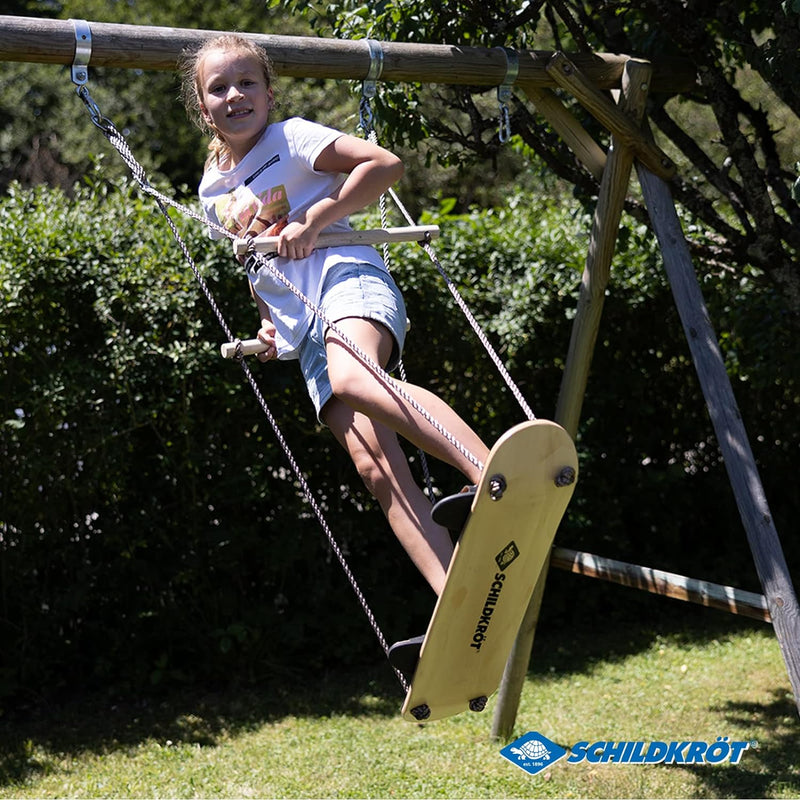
[
  {"left": 256, "top": 318, "right": 278, "bottom": 362},
  {"left": 276, "top": 219, "right": 319, "bottom": 260}
]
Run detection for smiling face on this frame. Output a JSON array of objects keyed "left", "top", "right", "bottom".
[{"left": 198, "top": 48, "right": 274, "bottom": 167}]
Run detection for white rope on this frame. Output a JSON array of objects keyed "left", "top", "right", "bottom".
[
  {"left": 77, "top": 75, "right": 538, "bottom": 690},
  {"left": 241, "top": 244, "right": 485, "bottom": 473},
  {"left": 356, "top": 80, "right": 536, "bottom": 422},
  {"left": 362, "top": 119, "right": 436, "bottom": 498},
  {"left": 80, "top": 98, "right": 410, "bottom": 692}
]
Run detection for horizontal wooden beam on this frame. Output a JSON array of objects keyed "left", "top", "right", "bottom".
[
  {"left": 0, "top": 15, "right": 697, "bottom": 93},
  {"left": 551, "top": 546, "right": 771, "bottom": 623}
]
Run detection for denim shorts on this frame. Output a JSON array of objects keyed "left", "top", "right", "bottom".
[{"left": 298, "top": 262, "right": 407, "bottom": 420}]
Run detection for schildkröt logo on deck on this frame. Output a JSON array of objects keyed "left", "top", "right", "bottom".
[{"left": 470, "top": 542, "right": 520, "bottom": 652}]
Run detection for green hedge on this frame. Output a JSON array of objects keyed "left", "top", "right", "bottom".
[{"left": 1, "top": 176, "right": 797, "bottom": 707}]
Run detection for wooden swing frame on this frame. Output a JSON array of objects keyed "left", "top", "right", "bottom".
[{"left": 1, "top": 14, "right": 797, "bottom": 736}]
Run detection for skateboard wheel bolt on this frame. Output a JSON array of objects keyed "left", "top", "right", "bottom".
[
  {"left": 555, "top": 466, "right": 576, "bottom": 487},
  {"left": 469, "top": 696, "right": 488, "bottom": 712},
  {"left": 489, "top": 474, "right": 506, "bottom": 500},
  {"left": 411, "top": 704, "right": 431, "bottom": 721}
]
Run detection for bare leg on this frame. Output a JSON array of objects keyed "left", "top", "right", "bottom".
[
  {"left": 320, "top": 316, "right": 490, "bottom": 594},
  {"left": 325, "top": 318, "right": 489, "bottom": 485},
  {"left": 322, "top": 398, "right": 453, "bottom": 595}
]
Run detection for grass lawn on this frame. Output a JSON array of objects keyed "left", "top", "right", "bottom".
[{"left": 1, "top": 621, "right": 798, "bottom": 798}]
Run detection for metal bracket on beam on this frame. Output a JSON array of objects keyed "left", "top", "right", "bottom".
[
  {"left": 497, "top": 47, "right": 519, "bottom": 143},
  {"left": 359, "top": 39, "right": 384, "bottom": 132},
  {"left": 70, "top": 18, "right": 92, "bottom": 88}
]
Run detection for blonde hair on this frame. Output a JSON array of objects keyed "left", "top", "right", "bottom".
[{"left": 179, "top": 34, "right": 276, "bottom": 169}]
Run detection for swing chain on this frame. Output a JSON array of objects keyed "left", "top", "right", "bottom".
[
  {"left": 497, "top": 47, "right": 519, "bottom": 143},
  {"left": 355, "top": 44, "right": 536, "bottom": 423},
  {"left": 356, "top": 40, "right": 441, "bottom": 500},
  {"left": 75, "top": 84, "right": 122, "bottom": 139},
  {"left": 69, "top": 42, "right": 410, "bottom": 693},
  {"left": 359, "top": 39, "right": 384, "bottom": 134},
  {"left": 69, "top": 19, "right": 128, "bottom": 144}
]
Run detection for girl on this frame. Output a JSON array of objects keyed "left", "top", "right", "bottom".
[{"left": 181, "top": 34, "right": 489, "bottom": 597}]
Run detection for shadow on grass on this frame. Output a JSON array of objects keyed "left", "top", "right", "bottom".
[
  {"left": 0, "top": 581, "right": 791, "bottom": 793},
  {"left": 0, "top": 662, "right": 402, "bottom": 788},
  {"left": 529, "top": 571, "right": 771, "bottom": 678},
  {"left": 676, "top": 688, "right": 800, "bottom": 798}
]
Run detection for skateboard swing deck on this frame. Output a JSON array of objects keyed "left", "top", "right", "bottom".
[{"left": 400, "top": 420, "right": 578, "bottom": 722}]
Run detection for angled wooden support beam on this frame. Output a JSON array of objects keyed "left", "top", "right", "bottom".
[
  {"left": 523, "top": 86, "right": 606, "bottom": 181},
  {"left": 555, "top": 58, "right": 653, "bottom": 435},
  {"left": 546, "top": 51, "right": 676, "bottom": 181},
  {"left": 636, "top": 159, "right": 800, "bottom": 717}
]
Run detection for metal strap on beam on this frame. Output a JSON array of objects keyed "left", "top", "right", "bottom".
[
  {"left": 497, "top": 47, "right": 519, "bottom": 143},
  {"left": 69, "top": 18, "right": 91, "bottom": 87}
]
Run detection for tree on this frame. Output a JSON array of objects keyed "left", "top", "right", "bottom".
[
  {"left": 275, "top": 0, "right": 800, "bottom": 312},
  {"left": 3, "top": 0, "right": 799, "bottom": 708}
]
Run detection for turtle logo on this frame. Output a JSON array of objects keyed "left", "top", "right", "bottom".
[
  {"left": 500, "top": 732, "right": 568, "bottom": 776},
  {"left": 511, "top": 738, "right": 551, "bottom": 762},
  {"left": 495, "top": 540, "right": 519, "bottom": 570}
]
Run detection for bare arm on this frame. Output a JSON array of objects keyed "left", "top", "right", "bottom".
[
  {"left": 275, "top": 134, "right": 404, "bottom": 259},
  {"left": 249, "top": 281, "right": 278, "bottom": 362}
]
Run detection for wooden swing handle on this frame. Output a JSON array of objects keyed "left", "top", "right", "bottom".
[
  {"left": 220, "top": 338, "right": 270, "bottom": 359},
  {"left": 232, "top": 224, "right": 439, "bottom": 256},
  {"left": 223, "top": 224, "right": 438, "bottom": 358}
]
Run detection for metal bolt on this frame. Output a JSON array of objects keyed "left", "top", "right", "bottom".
[
  {"left": 469, "top": 696, "right": 488, "bottom": 712},
  {"left": 411, "top": 703, "right": 430, "bottom": 721},
  {"left": 555, "top": 466, "right": 576, "bottom": 488},
  {"left": 489, "top": 474, "right": 507, "bottom": 501}
]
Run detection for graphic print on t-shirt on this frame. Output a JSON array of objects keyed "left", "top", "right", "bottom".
[{"left": 214, "top": 183, "right": 290, "bottom": 239}]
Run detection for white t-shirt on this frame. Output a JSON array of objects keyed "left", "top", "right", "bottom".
[{"left": 199, "top": 117, "right": 385, "bottom": 359}]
